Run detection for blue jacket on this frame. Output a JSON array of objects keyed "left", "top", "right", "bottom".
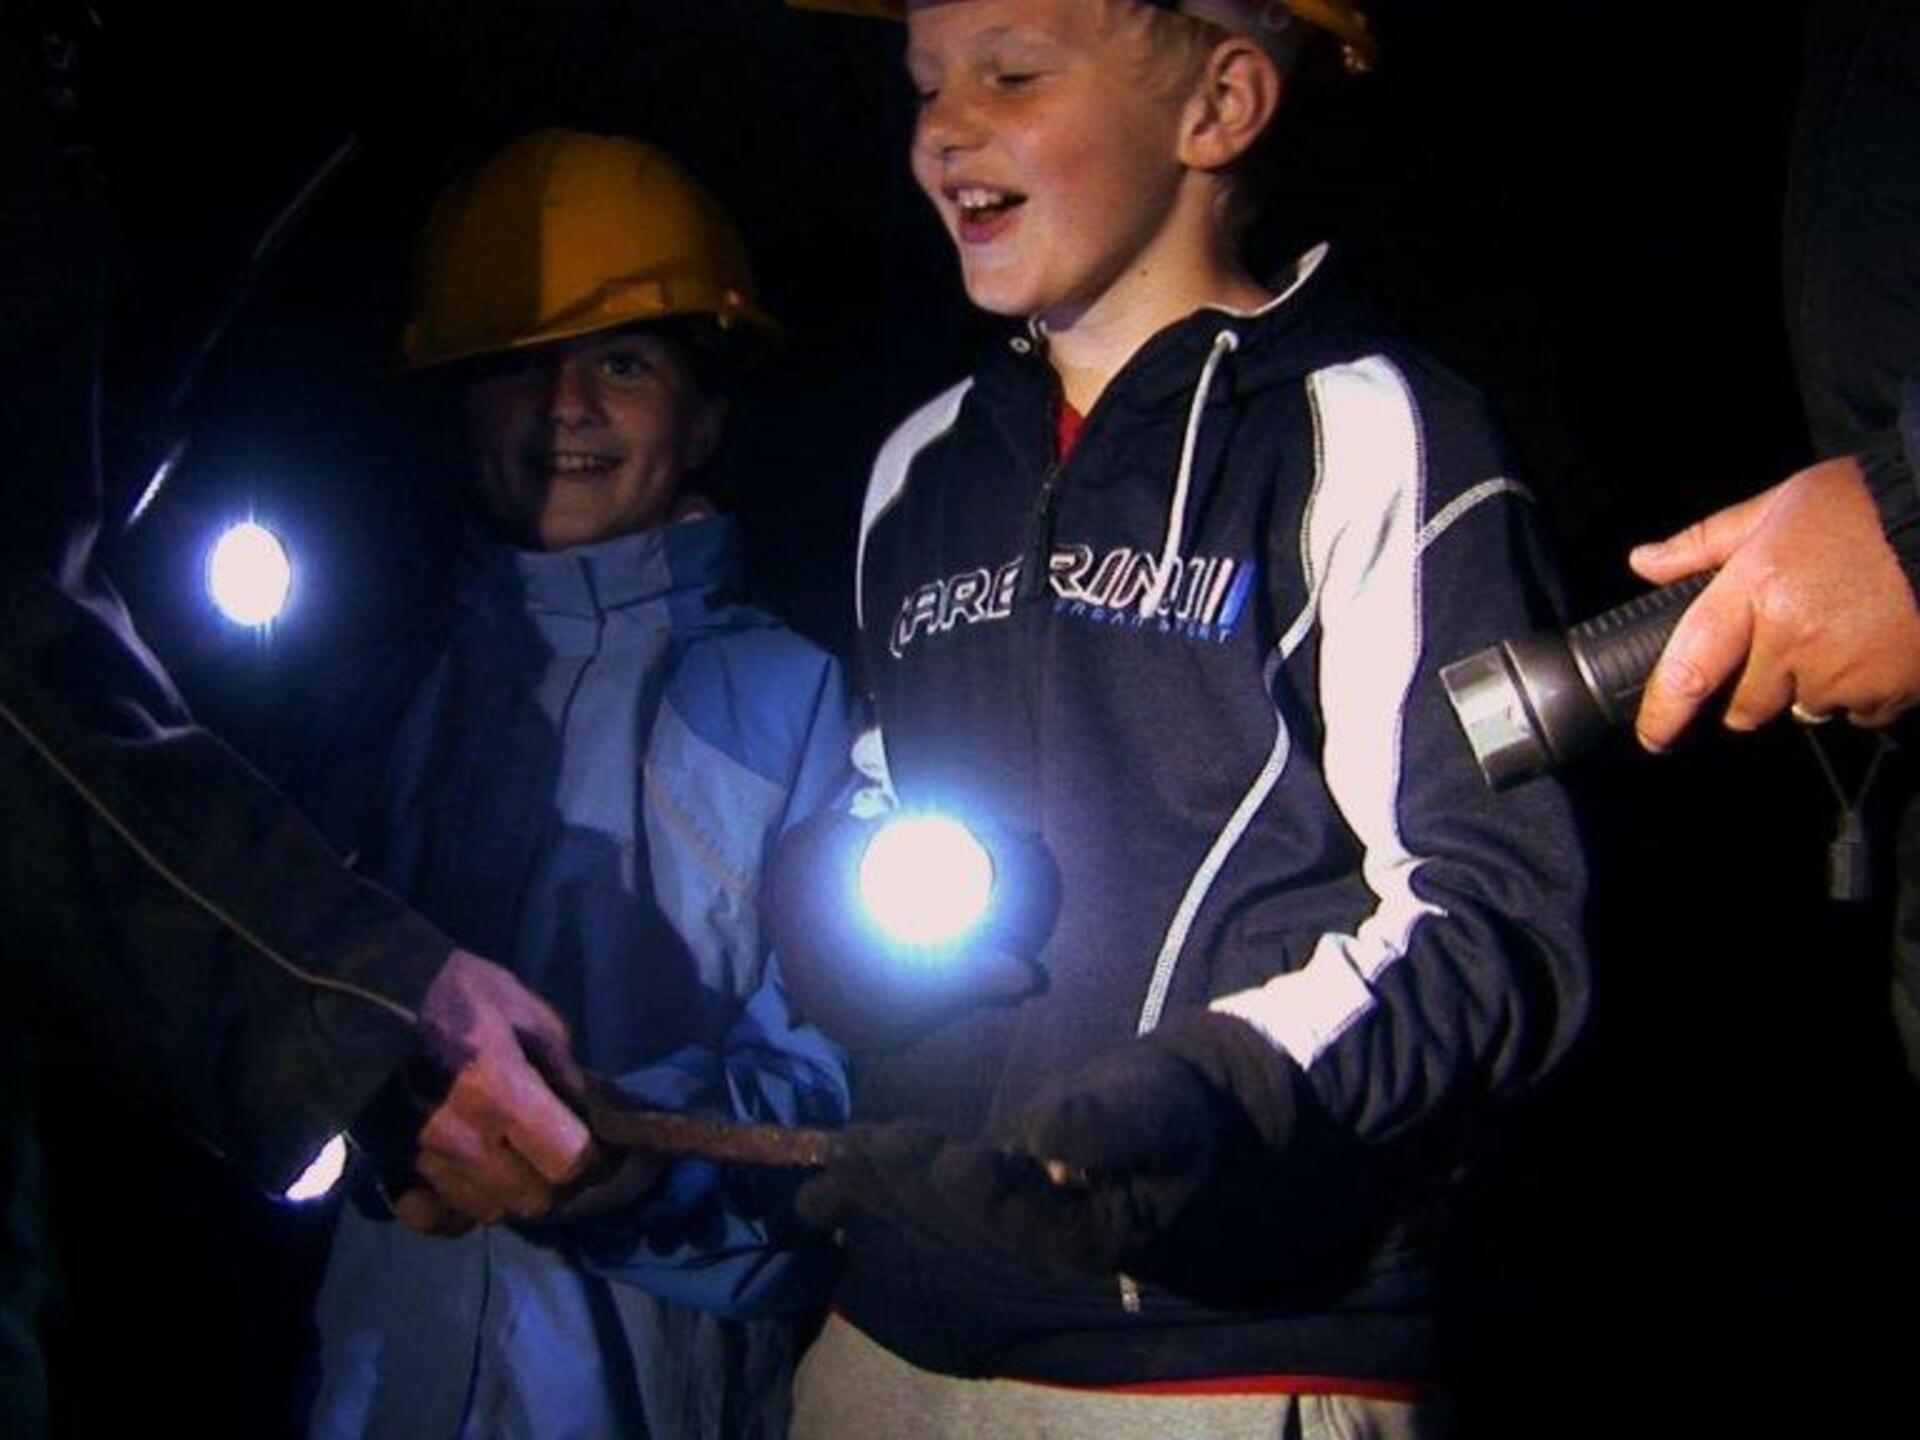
[{"left": 310, "top": 517, "right": 856, "bottom": 1440}]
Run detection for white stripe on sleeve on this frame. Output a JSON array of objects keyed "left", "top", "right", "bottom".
[{"left": 1212, "top": 355, "right": 1445, "bottom": 1068}]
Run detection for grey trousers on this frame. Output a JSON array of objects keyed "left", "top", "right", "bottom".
[{"left": 791, "top": 1314, "right": 1448, "bottom": 1440}]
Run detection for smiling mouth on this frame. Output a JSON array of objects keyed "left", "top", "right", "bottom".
[
  {"left": 949, "top": 185, "right": 1025, "bottom": 237},
  {"left": 529, "top": 451, "right": 622, "bottom": 478}
]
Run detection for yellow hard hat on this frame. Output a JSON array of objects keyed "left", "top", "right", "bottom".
[
  {"left": 787, "top": 0, "right": 1377, "bottom": 74},
  {"left": 402, "top": 129, "right": 779, "bottom": 372}
]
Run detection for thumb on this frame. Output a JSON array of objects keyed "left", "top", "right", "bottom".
[
  {"left": 964, "top": 945, "right": 1044, "bottom": 1005},
  {"left": 493, "top": 974, "right": 572, "bottom": 1051},
  {"left": 513, "top": 1016, "right": 587, "bottom": 1101},
  {"left": 490, "top": 979, "right": 584, "bottom": 1097},
  {"left": 1629, "top": 483, "right": 1784, "bottom": 584}
]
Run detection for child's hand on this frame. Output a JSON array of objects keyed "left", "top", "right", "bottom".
[
  {"left": 768, "top": 811, "right": 1053, "bottom": 1052},
  {"left": 797, "top": 1013, "right": 1383, "bottom": 1304}
]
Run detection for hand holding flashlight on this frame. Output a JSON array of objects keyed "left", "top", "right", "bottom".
[
  {"left": 1629, "top": 455, "right": 1920, "bottom": 747},
  {"left": 1443, "top": 456, "right": 1920, "bottom": 789},
  {"left": 768, "top": 809, "right": 1057, "bottom": 1053}
]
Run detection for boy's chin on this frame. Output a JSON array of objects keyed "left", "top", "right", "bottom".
[
  {"left": 956, "top": 268, "right": 1090, "bottom": 332},
  {"left": 957, "top": 283, "right": 1033, "bottom": 321},
  {"left": 954, "top": 263, "right": 1045, "bottom": 321}
]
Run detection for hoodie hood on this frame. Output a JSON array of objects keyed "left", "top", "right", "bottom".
[{"left": 974, "top": 245, "right": 1388, "bottom": 617}]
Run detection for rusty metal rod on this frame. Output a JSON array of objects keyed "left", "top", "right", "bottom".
[{"left": 586, "top": 1103, "right": 843, "bottom": 1170}]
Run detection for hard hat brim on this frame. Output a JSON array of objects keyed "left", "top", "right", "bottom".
[{"left": 396, "top": 297, "right": 783, "bottom": 376}]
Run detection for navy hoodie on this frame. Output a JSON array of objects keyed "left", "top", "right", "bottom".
[{"left": 836, "top": 246, "right": 1590, "bottom": 1388}]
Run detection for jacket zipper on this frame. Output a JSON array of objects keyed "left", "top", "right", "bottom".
[
  {"left": 1016, "top": 460, "right": 1062, "bottom": 603},
  {"left": 1013, "top": 443, "right": 1146, "bottom": 1315}
]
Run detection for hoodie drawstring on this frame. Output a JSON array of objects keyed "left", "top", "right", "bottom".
[{"left": 1138, "top": 328, "right": 1240, "bottom": 619}]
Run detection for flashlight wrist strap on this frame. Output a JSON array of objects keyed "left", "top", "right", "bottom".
[{"left": 1803, "top": 727, "right": 1897, "bottom": 903}]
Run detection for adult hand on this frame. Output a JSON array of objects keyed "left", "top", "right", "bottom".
[
  {"left": 389, "top": 949, "right": 596, "bottom": 1235},
  {"left": 1630, "top": 456, "right": 1920, "bottom": 749},
  {"left": 522, "top": 1071, "right": 673, "bottom": 1231}
]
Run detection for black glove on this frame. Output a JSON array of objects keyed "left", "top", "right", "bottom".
[
  {"left": 766, "top": 809, "right": 1057, "bottom": 1052},
  {"left": 794, "top": 1121, "right": 1047, "bottom": 1259},
  {"left": 799, "top": 1012, "right": 1382, "bottom": 1305},
  {"left": 795, "top": 1122, "right": 1141, "bottom": 1277}
]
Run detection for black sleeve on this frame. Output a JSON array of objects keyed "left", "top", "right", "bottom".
[
  {"left": 1211, "top": 366, "right": 1588, "bottom": 1147},
  {"left": 3, "top": 567, "right": 450, "bottom": 1194},
  {"left": 1859, "top": 376, "right": 1920, "bottom": 602},
  {"left": 1, "top": 30, "right": 444, "bottom": 1195}
]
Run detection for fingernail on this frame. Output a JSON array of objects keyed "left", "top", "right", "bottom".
[{"left": 1630, "top": 543, "right": 1664, "bottom": 563}]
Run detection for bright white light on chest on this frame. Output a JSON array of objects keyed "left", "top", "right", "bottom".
[{"left": 857, "top": 814, "right": 995, "bottom": 948}]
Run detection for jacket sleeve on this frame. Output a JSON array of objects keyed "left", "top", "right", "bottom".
[
  {"left": 1860, "top": 374, "right": 1920, "bottom": 601},
  {"left": 2, "top": 566, "right": 449, "bottom": 1194},
  {"left": 1211, "top": 359, "right": 1590, "bottom": 1146},
  {"left": 577, "top": 648, "right": 856, "bottom": 1318},
  {"left": 1, "top": 51, "right": 446, "bottom": 1196}
]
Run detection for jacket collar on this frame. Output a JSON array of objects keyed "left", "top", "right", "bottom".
[
  {"left": 977, "top": 243, "right": 1374, "bottom": 425},
  {"left": 460, "top": 514, "right": 740, "bottom": 627}
]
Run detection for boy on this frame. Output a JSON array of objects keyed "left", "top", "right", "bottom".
[
  {"left": 306, "top": 130, "right": 856, "bottom": 1439},
  {"left": 774, "top": 3, "right": 1588, "bottom": 1435}
]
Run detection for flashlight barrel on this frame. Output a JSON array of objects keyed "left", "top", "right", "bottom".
[
  {"left": 1441, "top": 573, "right": 1716, "bottom": 789},
  {"left": 1565, "top": 572, "right": 1713, "bottom": 724}
]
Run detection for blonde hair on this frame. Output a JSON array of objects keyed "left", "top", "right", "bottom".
[
  {"left": 1138, "top": 5, "right": 1229, "bottom": 96},
  {"left": 1090, "top": 0, "right": 1297, "bottom": 234},
  {"left": 1115, "top": 1, "right": 1306, "bottom": 85}
]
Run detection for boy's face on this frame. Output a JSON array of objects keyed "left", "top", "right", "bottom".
[
  {"left": 906, "top": 0, "right": 1200, "bottom": 327},
  {"left": 462, "top": 326, "right": 720, "bottom": 552}
]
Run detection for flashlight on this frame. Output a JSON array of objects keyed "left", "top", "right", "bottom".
[
  {"left": 768, "top": 805, "right": 1058, "bottom": 1051},
  {"left": 206, "top": 519, "right": 293, "bottom": 627},
  {"left": 1441, "top": 574, "right": 1711, "bottom": 789},
  {"left": 857, "top": 813, "right": 996, "bottom": 948}
]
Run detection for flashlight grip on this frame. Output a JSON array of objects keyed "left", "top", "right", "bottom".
[
  {"left": 1565, "top": 572, "right": 1714, "bottom": 723},
  {"left": 1442, "top": 571, "right": 1722, "bottom": 788}
]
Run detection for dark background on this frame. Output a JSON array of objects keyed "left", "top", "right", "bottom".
[{"left": 26, "top": 0, "right": 1920, "bottom": 1434}]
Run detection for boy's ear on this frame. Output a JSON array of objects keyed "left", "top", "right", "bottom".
[{"left": 1179, "top": 36, "right": 1283, "bottom": 172}]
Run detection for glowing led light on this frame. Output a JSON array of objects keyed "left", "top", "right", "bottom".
[
  {"left": 283, "top": 1133, "right": 347, "bottom": 1203},
  {"left": 858, "top": 814, "right": 994, "bottom": 947},
  {"left": 207, "top": 520, "right": 292, "bottom": 627}
]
